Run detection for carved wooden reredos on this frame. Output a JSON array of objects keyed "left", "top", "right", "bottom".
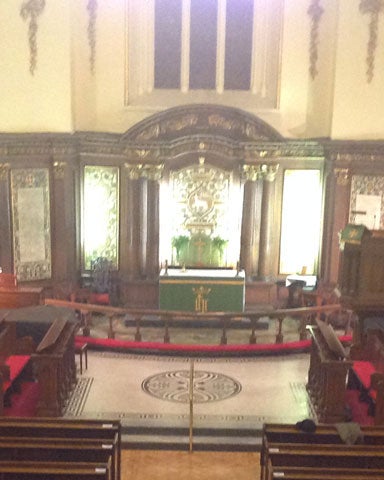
[{"left": 1, "top": 104, "right": 384, "bottom": 306}]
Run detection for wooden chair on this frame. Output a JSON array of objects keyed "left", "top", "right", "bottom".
[
  {"left": 74, "top": 340, "right": 88, "bottom": 375},
  {"left": 0, "top": 274, "right": 17, "bottom": 288}
]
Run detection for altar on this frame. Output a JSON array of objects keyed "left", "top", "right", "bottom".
[{"left": 159, "top": 268, "right": 245, "bottom": 312}]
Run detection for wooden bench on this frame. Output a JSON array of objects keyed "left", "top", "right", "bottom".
[
  {"left": 267, "top": 465, "right": 384, "bottom": 479},
  {"left": 262, "top": 423, "right": 384, "bottom": 480},
  {"left": 263, "top": 443, "right": 384, "bottom": 478},
  {"left": 0, "top": 417, "right": 121, "bottom": 480},
  {"left": 0, "top": 459, "right": 112, "bottom": 479},
  {"left": 263, "top": 422, "right": 384, "bottom": 445},
  {"left": 0, "top": 437, "right": 116, "bottom": 478}
]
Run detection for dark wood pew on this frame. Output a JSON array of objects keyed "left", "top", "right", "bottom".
[
  {"left": 306, "top": 319, "right": 352, "bottom": 423},
  {"left": 0, "top": 320, "right": 35, "bottom": 413},
  {"left": 0, "top": 417, "right": 121, "bottom": 480},
  {"left": 0, "top": 438, "right": 115, "bottom": 478},
  {"left": 264, "top": 443, "right": 384, "bottom": 473},
  {"left": 0, "top": 459, "right": 112, "bottom": 479},
  {"left": 31, "top": 317, "right": 77, "bottom": 416},
  {"left": 261, "top": 423, "right": 384, "bottom": 480},
  {"left": 263, "top": 422, "right": 384, "bottom": 445},
  {"left": 267, "top": 465, "right": 384, "bottom": 480}
]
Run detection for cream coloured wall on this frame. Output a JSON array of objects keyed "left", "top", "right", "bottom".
[
  {"left": 70, "top": 0, "right": 97, "bottom": 131},
  {"left": 304, "top": 0, "right": 339, "bottom": 138},
  {"left": 331, "top": 0, "right": 384, "bottom": 139},
  {"left": 1, "top": 0, "right": 384, "bottom": 140},
  {"left": 0, "top": 1, "right": 73, "bottom": 132}
]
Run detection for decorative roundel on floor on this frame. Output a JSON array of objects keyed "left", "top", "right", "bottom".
[{"left": 141, "top": 370, "right": 241, "bottom": 403}]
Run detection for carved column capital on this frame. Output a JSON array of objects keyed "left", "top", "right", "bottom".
[
  {"left": 334, "top": 168, "right": 351, "bottom": 186},
  {"left": 242, "top": 163, "right": 279, "bottom": 182},
  {"left": 124, "top": 163, "right": 164, "bottom": 181},
  {"left": 262, "top": 164, "right": 279, "bottom": 182},
  {"left": 52, "top": 161, "right": 67, "bottom": 180},
  {"left": 0, "top": 163, "right": 10, "bottom": 181},
  {"left": 241, "top": 164, "right": 266, "bottom": 182}
]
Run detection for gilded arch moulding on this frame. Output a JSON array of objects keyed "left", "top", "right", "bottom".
[{"left": 121, "top": 104, "right": 284, "bottom": 143}]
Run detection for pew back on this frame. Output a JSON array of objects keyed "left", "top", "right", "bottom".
[{"left": 0, "top": 417, "right": 121, "bottom": 480}]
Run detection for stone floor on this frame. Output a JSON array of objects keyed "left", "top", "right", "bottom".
[{"left": 65, "top": 349, "right": 314, "bottom": 449}]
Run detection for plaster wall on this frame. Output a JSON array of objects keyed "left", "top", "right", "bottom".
[
  {"left": 1, "top": 0, "right": 384, "bottom": 140},
  {"left": 0, "top": 1, "right": 73, "bottom": 132}
]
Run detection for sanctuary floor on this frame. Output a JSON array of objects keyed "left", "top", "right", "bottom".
[
  {"left": 65, "top": 349, "right": 313, "bottom": 449},
  {"left": 64, "top": 349, "right": 311, "bottom": 479}
]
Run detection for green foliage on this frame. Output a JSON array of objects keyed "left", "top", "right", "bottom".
[
  {"left": 211, "top": 236, "right": 228, "bottom": 253},
  {"left": 171, "top": 235, "right": 190, "bottom": 261}
]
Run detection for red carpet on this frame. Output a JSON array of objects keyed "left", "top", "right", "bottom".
[{"left": 75, "top": 334, "right": 353, "bottom": 356}]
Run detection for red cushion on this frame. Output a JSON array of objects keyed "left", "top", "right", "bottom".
[
  {"left": 353, "top": 360, "right": 378, "bottom": 400},
  {"left": 3, "top": 355, "right": 31, "bottom": 392},
  {"left": 89, "top": 293, "right": 110, "bottom": 305}
]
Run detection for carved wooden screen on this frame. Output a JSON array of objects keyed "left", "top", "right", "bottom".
[{"left": 161, "top": 161, "right": 242, "bottom": 267}]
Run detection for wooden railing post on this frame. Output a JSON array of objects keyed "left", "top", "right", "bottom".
[
  {"left": 220, "top": 317, "right": 228, "bottom": 345},
  {"left": 276, "top": 316, "right": 284, "bottom": 343},
  {"left": 163, "top": 315, "right": 170, "bottom": 343},
  {"left": 249, "top": 315, "right": 257, "bottom": 344},
  {"left": 134, "top": 316, "right": 142, "bottom": 342},
  {"left": 107, "top": 314, "right": 115, "bottom": 339},
  {"left": 189, "top": 359, "right": 194, "bottom": 453}
]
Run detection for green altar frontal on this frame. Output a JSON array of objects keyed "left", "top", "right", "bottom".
[{"left": 159, "top": 268, "right": 245, "bottom": 312}]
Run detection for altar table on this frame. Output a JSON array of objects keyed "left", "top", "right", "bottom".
[{"left": 159, "top": 268, "right": 245, "bottom": 312}]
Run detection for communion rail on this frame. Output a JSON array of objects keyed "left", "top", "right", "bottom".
[{"left": 44, "top": 299, "right": 353, "bottom": 345}]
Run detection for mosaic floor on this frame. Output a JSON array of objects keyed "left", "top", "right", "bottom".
[{"left": 65, "top": 350, "right": 314, "bottom": 430}]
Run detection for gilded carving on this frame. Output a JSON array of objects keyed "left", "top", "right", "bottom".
[
  {"left": 52, "top": 160, "right": 67, "bottom": 180},
  {"left": 334, "top": 168, "right": 351, "bottom": 186},
  {"left": 20, "top": 0, "right": 46, "bottom": 75},
  {"left": 262, "top": 164, "right": 279, "bottom": 182},
  {"left": 0, "top": 163, "right": 10, "bottom": 181},
  {"left": 241, "top": 165, "right": 266, "bottom": 182},
  {"left": 136, "top": 124, "right": 161, "bottom": 141},
  {"left": 135, "top": 149, "right": 150, "bottom": 159},
  {"left": 359, "top": 0, "right": 384, "bottom": 82},
  {"left": 87, "top": 0, "right": 98, "bottom": 74},
  {"left": 208, "top": 115, "right": 241, "bottom": 131},
  {"left": 193, "top": 286, "right": 211, "bottom": 313},
  {"left": 124, "top": 163, "right": 164, "bottom": 181},
  {"left": 241, "top": 164, "right": 279, "bottom": 182},
  {"left": 163, "top": 115, "right": 199, "bottom": 133},
  {"left": 307, "top": 0, "right": 324, "bottom": 79}
]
